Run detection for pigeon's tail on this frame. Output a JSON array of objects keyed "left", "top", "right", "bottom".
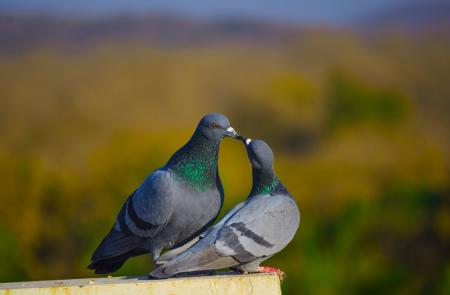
[
  {"left": 88, "top": 250, "right": 135, "bottom": 274},
  {"left": 88, "top": 228, "right": 146, "bottom": 274},
  {"left": 150, "top": 245, "right": 238, "bottom": 278}
]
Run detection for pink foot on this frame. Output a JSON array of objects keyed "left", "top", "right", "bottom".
[{"left": 256, "top": 266, "right": 285, "bottom": 281}]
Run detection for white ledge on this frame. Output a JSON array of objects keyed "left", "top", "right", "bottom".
[{"left": 0, "top": 273, "right": 281, "bottom": 295}]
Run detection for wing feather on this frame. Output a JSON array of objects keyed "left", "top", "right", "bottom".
[
  {"left": 216, "top": 194, "right": 300, "bottom": 260},
  {"left": 122, "top": 170, "right": 175, "bottom": 238}
]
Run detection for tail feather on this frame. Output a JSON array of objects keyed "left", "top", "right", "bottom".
[
  {"left": 88, "top": 228, "right": 146, "bottom": 274},
  {"left": 88, "top": 255, "right": 127, "bottom": 274},
  {"left": 88, "top": 247, "right": 147, "bottom": 274},
  {"left": 91, "top": 228, "right": 142, "bottom": 260}
]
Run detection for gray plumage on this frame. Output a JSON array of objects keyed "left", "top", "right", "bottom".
[
  {"left": 88, "top": 113, "right": 239, "bottom": 274},
  {"left": 151, "top": 139, "right": 300, "bottom": 278}
]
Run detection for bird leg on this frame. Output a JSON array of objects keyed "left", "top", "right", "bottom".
[{"left": 256, "top": 266, "right": 285, "bottom": 281}]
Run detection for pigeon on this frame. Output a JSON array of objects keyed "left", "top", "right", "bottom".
[
  {"left": 88, "top": 113, "right": 240, "bottom": 274},
  {"left": 150, "top": 138, "right": 300, "bottom": 278}
]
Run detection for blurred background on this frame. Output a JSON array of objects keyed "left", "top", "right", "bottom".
[{"left": 0, "top": 0, "right": 449, "bottom": 294}]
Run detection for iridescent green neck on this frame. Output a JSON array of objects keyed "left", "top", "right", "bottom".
[
  {"left": 250, "top": 168, "right": 281, "bottom": 195},
  {"left": 167, "top": 133, "right": 220, "bottom": 192}
]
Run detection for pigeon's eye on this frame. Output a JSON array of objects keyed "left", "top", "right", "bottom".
[{"left": 211, "top": 123, "right": 220, "bottom": 129}]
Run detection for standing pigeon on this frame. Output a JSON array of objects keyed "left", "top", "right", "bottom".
[
  {"left": 150, "top": 138, "right": 300, "bottom": 278},
  {"left": 88, "top": 113, "right": 239, "bottom": 274}
]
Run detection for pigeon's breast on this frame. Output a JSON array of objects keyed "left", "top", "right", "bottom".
[{"left": 163, "top": 180, "right": 222, "bottom": 246}]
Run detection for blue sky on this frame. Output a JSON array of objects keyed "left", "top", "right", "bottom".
[{"left": 0, "top": 0, "right": 414, "bottom": 24}]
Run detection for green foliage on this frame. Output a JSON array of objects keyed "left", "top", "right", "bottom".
[
  {"left": 328, "top": 72, "right": 407, "bottom": 129},
  {"left": 0, "top": 228, "right": 27, "bottom": 282},
  {"left": 280, "top": 185, "right": 449, "bottom": 295}
]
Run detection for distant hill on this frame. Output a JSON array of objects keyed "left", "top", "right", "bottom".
[
  {"left": 1, "top": 2, "right": 449, "bottom": 53},
  {"left": 359, "top": 1, "right": 450, "bottom": 33},
  {"left": 0, "top": 14, "right": 301, "bottom": 53}
]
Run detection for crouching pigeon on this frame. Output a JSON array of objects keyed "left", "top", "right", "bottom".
[
  {"left": 151, "top": 138, "right": 300, "bottom": 278},
  {"left": 88, "top": 113, "right": 240, "bottom": 274}
]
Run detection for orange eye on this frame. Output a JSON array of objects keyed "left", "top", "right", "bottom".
[{"left": 211, "top": 123, "right": 219, "bottom": 129}]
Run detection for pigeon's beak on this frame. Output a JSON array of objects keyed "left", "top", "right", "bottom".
[
  {"left": 225, "top": 126, "right": 239, "bottom": 138},
  {"left": 237, "top": 135, "right": 252, "bottom": 147}
]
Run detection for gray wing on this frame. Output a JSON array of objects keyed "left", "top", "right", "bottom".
[
  {"left": 117, "top": 169, "right": 175, "bottom": 238},
  {"left": 215, "top": 194, "right": 300, "bottom": 262},
  {"left": 155, "top": 200, "right": 247, "bottom": 264}
]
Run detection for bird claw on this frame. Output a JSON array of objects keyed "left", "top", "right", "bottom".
[{"left": 256, "top": 266, "right": 285, "bottom": 281}]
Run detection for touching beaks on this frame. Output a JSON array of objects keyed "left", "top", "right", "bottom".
[
  {"left": 237, "top": 135, "right": 251, "bottom": 145},
  {"left": 225, "top": 126, "right": 239, "bottom": 138}
]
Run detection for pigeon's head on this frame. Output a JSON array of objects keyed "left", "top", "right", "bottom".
[
  {"left": 197, "top": 113, "right": 239, "bottom": 140},
  {"left": 242, "top": 137, "right": 274, "bottom": 171}
]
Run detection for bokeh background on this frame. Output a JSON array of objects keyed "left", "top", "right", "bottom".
[{"left": 1, "top": 1, "right": 450, "bottom": 294}]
